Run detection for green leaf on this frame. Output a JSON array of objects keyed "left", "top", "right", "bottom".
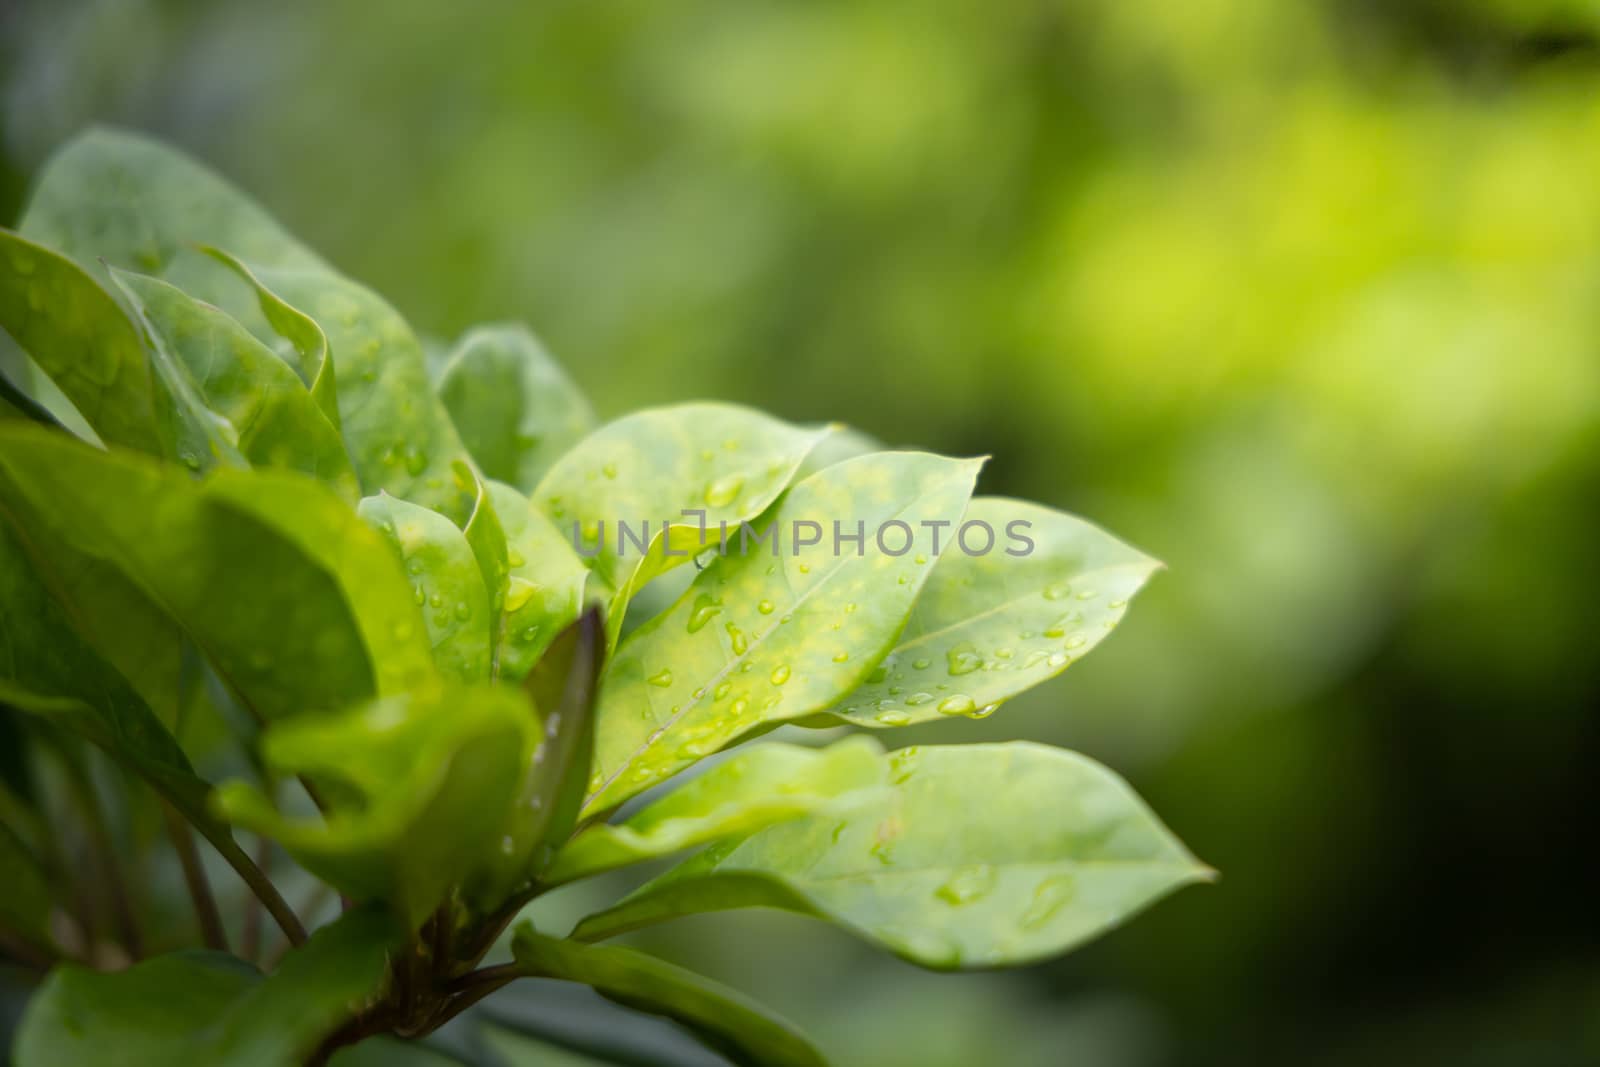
[
  {"left": 21, "top": 127, "right": 326, "bottom": 281},
  {"left": 438, "top": 324, "right": 595, "bottom": 493},
  {"left": 0, "top": 229, "right": 160, "bottom": 453},
  {"left": 500, "top": 608, "right": 604, "bottom": 887},
  {"left": 0, "top": 517, "right": 305, "bottom": 946},
  {"left": 828, "top": 498, "right": 1161, "bottom": 728},
  {"left": 359, "top": 491, "right": 492, "bottom": 686},
  {"left": 510, "top": 927, "right": 826, "bottom": 1067},
  {"left": 234, "top": 264, "right": 476, "bottom": 520},
  {"left": 583, "top": 451, "right": 981, "bottom": 815},
  {"left": 488, "top": 480, "right": 590, "bottom": 682},
  {"left": 213, "top": 686, "right": 535, "bottom": 929},
  {"left": 200, "top": 246, "right": 342, "bottom": 428},
  {"left": 0, "top": 359, "right": 67, "bottom": 430},
  {"left": 530, "top": 404, "right": 828, "bottom": 648},
  {"left": 19, "top": 129, "right": 473, "bottom": 517},
  {"left": 15, "top": 907, "right": 398, "bottom": 1067},
  {"left": 107, "top": 268, "right": 359, "bottom": 499},
  {"left": 573, "top": 743, "right": 1211, "bottom": 970},
  {"left": 0, "top": 424, "right": 434, "bottom": 719},
  {"left": 460, "top": 463, "right": 511, "bottom": 630},
  {"left": 547, "top": 736, "right": 886, "bottom": 886}
]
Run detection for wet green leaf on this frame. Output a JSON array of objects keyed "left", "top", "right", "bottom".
[
  {"left": 213, "top": 687, "right": 534, "bottom": 929},
  {"left": 0, "top": 229, "right": 160, "bottom": 453},
  {"left": 200, "top": 246, "right": 342, "bottom": 427},
  {"left": 439, "top": 324, "right": 594, "bottom": 493},
  {"left": 108, "top": 268, "right": 359, "bottom": 499},
  {"left": 584, "top": 451, "right": 981, "bottom": 815},
  {"left": 21, "top": 127, "right": 325, "bottom": 282},
  {"left": 502, "top": 608, "right": 604, "bottom": 887},
  {"left": 14, "top": 907, "right": 398, "bottom": 1067},
  {"left": 548, "top": 736, "right": 886, "bottom": 886},
  {"left": 237, "top": 265, "right": 476, "bottom": 520},
  {"left": 487, "top": 480, "right": 590, "bottom": 682},
  {"left": 531, "top": 404, "right": 828, "bottom": 647},
  {"left": 0, "top": 424, "right": 434, "bottom": 720},
  {"left": 360, "top": 491, "right": 492, "bottom": 686},
  {"left": 511, "top": 927, "right": 826, "bottom": 1067},
  {"left": 574, "top": 743, "right": 1210, "bottom": 970},
  {"left": 828, "top": 498, "right": 1161, "bottom": 728}
]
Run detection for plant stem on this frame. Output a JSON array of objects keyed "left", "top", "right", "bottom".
[
  {"left": 239, "top": 834, "right": 270, "bottom": 962},
  {"left": 181, "top": 813, "right": 306, "bottom": 948},
  {"left": 55, "top": 748, "right": 141, "bottom": 960},
  {"left": 162, "top": 802, "right": 227, "bottom": 952}
]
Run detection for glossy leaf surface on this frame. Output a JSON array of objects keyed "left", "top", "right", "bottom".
[
  {"left": 584, "top": 451, "right": 980, "bottom": 814},
  {"left": 575, "top": 743, "right": 1209, "bottom": 970},
  {"left": 829, "top": 498, "right": 1161, "bottom": 728},
  {"left": 549, "top": 736, "right": 886, "bottom": 885},
  {"left": 531, "top": 404, "right": 826, "bottom": 647}
]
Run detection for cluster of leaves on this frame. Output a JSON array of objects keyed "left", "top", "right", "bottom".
[{"left": 0, "top": 130, "right": 1208, "bottom": 1066}]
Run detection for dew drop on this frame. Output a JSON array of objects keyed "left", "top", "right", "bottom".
[
  {"left": 686, "top": 594, "right": 723, "bottom": 633},
  {"left": 832, "top": 651, "right": 849, "bottom": 663},
  {"left": 601, "top": 462, "right": 618, "bottom": 480},
  {"left": 1075, "top": 589, "right": 1099, "bottom": 600},
  {"left": 454, "top": 601, "right": 471, "bottom": 621},
  {"left": 1043, "top": 581, "right": 1072, "bottom": 601},
  {"left": 936, "top": 864, "right": 996, "bottom": 906},
  {"left": 714, "top": 681, "right": 732, "bottom": 700},
  {"left": 875, "top": 710, "right": 911, "bottom": 726},
  {"left": 1065, "top": 635, "right": 1086, "bottom": 649},
  {"left": 703, "top": 474, "right": 744, "bottom": 507},
  {"left": 937, "top": 694, "right": 976, "bottom": 716},
  {"left": 947, "top": 645, "right": 982, "bottom": 676},
  {"left": 647, "top": 669, "right": 673, "bottom": 687},
  {"left": 725, "top": 621, "right": 748, "bottom": 655},
  {"left": 906, "top": 692, "right": 933, "bottom": 706},
  {"left": 912, "top": 658, "right": 931, "bottom": 670},
  {"left": 504, "top": 577, "right": 537, "bottom": 613},
  {"left": 757, "top": 599, "right": 775, "bottom": 615},
  {"left": 770, "top": 664, "right": 791, "bottom": 685},
  {"left": 1020, "top": 875, "right": 1077, "bottom": 928}
]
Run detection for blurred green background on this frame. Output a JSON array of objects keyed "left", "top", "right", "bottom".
[{"left": 4, "top": 1, "right": 1599, "bottom": 1064}]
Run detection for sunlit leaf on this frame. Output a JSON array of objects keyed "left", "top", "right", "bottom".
[
  {"left": 487, "top": 480, "right": 590, "bottom": 682},
  {"left": 828, "top": 498, "right": 1161, "bottom": 728},
  {"left": 574, "top": 743, "right": 1210, "bottom": 970},
  {"left": 438, "top": 324, "right": 594, "bottom": 493},
  {"left": 14, "top": 907, "right": 398, "bottom": 1067},
  {"left": 531, "top": 404, "right": 828, "bottom": 648},
  {"left": 584, "top": 451, "right": 981, "bottom": 815},
  {"left": 511, "top": 927, "right": 826, "bottom": 1067},
  {"left": 548, "top": 736, "right": 886, "bottom": 886},
  {"left": 235, "top": 265, "right": 476, "bottom": 519},
  {"left": 359, "top": 491, "right": 492, "bottom": 686}
]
